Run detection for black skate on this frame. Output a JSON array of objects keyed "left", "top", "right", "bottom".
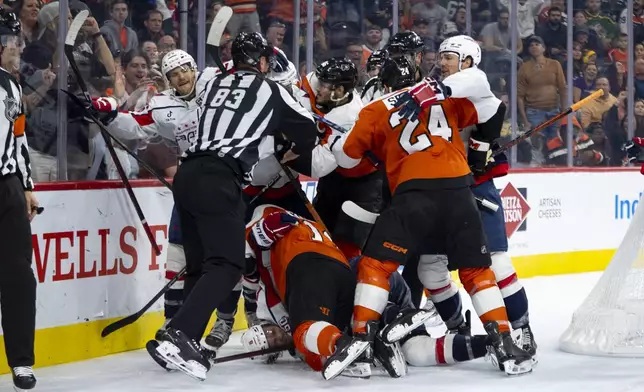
[
  {"left": 484, "top": 321, "right": 533, "bottom": 376},
  {"left": 514, "top": 324, "right": 538, "bottom": 366},
  {"left": 447, "top": 310, "right": 472, "bottom": 336},
  {"left": 341, "top": 350, "right": 373, "bottom": 380},
  {"left": 373, "top": 330, "right": 407, "bottom": 378},
  {"left": 155, "top": 327, "right": 211, "bottom": 381},
  {"left": 146, "top": 340, "right": 177, "bottom": 371},
  {"left": 322, "top": 321, "right": 378, "bottom": 381},
  {"left": 154, "top": 318, "right": 171, "bottom": 341},
  {"left": 203, "top": 318, "right": 234, "bottom": 351},
  {"left": 381, "top": 308, "right": 437, "bottom": 343},
  {"left": 12, "top": 366, "right": 36, "bottom": 391},
  {"left": 245, "top": 310, "right": 260, "bottom": 327}
]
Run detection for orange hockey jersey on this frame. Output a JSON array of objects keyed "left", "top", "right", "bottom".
[
  {"left": 334, "top": 88, "right": 487, "bottom": 194},
  {"left": 246, "top": 205, "right": 349, "bottom": 300}
]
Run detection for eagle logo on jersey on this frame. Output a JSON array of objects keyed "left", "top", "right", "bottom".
[{"left": 4, "top": 96, "right": 19, "bottom": 122}]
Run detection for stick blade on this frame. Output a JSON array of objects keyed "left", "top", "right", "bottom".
[
  {"left": 101, "top": 313, "right": 141, "bottom": 337},
  {"left": 341, "top": 201, "right": 379, "bottom": 224},
  {"left": 207, "top": 6, "right": 233, "bottom": 47},
  {"left": 66, "top": 10, "right": 89, "bottom": 46}
]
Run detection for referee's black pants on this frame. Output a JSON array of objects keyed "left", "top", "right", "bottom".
[
  {"left": 0, "top": 175, "right": 36, "bottom": 368},
  {"left": 169, "top": 155, "right": 246, "bottom": 341}
]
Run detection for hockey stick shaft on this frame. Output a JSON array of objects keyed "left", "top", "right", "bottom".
[
  {"left": 492, "top": 89, "right": 603, "bottom": 157},
  {"left": 248, "top": 172, "right": 282, "bottom": 205},
  {"left": 63, "top": 16, "right": 162, "bottom": 257},
  {"left": 212, "top": 344, "right": 293, "bottom": 364},
  {"left": 101, "top": 266, "right": 187, "bottom": 337},
  {"left": 206, "top": 6, "right": 233, "bottom": 74},
  {"left": 279, "top": 161, "right": 329, "bottom": 233}
]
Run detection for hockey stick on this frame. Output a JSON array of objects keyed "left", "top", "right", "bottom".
[
  {"left": 248, "top": 172, "right": 283, "bottom": 205},
  {"left": 491, "top": 89, "right": 603, "bottom": 157},
  {"left": 312, "top": 113, "right": 381, "bottom": 167},
  {"left": 206, "top": 6, "right": 233, "bottom": 74},
  {"left": 212, "top": 344, "right": 293, "bottom": 364},
  {"left": 278, "top": 161, "right": 329, "bottom": 233},
  {"left": 64, "top": 11, "right": 162, "bottom": 257},
  {"left": 101, "top": 266, "right": 187, "bottom": 337}
]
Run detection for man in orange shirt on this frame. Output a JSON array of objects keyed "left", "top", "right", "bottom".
[{"left": 328, "top": 36, "right": 532, "bottom": 379}]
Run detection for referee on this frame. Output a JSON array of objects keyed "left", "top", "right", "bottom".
[
  {"left": 153, "top": 32, "right": 318, "bottom": 379},
  {"left": 0, "top": 9, "right": 39, "bottom": 391}
]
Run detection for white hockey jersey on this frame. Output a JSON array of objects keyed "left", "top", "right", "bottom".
[{"left": 360, "top": 76, "right": 384, "bottom": 105}]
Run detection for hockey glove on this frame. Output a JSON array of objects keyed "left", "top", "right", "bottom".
[
  {"left": 85, "top": 96, "right": 119, "bottom": 125},
  {"left": 623, "top": 137, "right": 644, "bottom": 163},
  {"left": 252, "top": 211, "right": 299, "bottom": 249},
  {"left": 270, "top": 47, "right": 290, "bottom": 74},
  {"left": 394, "top": 77, "right": 449, "bottom": 122},
  {"left": 468, "top": 137, "right": 494, "bottom": 176}
]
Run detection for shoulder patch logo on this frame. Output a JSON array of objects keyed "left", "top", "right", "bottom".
[{"left": 4, "top": 96, "right": 19, "bottom": 122}]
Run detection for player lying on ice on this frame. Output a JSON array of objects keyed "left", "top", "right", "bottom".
[{"left": 238, "top": 204, "right": 509, "bottom": 380}]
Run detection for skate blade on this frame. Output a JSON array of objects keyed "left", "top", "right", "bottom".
[
  {"left": 384, "top": 311, "right": 435, "bottom": 343},
  {"left": 323, "top": 341, "right": 370, "bottom": 381},
  {"left": 146, "top": 340, "right": 177, "bottom": 372},
  {"left": 341, "top": 362, "right": 371, "bottom": 379},
  {"left": 200, "top": 337, "right": 223, "bottom": 353},
  {"left": 502, "top": 359, "right": 533, "bottom": 376},
  {"left": 156, "top": 341, "right": 208, "bottom": 381}
]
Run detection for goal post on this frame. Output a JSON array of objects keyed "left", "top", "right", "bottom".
[{"left": 559, "top": 194, "right": 644, "bottom": 357}]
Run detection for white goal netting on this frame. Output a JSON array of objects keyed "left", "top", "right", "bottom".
[{"left": 559, "top": 194, "right": 644, "bottom": 357}]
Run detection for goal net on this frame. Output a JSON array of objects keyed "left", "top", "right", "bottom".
[{"left": 559, "top": 194, "right": 644, "bottom": 357}]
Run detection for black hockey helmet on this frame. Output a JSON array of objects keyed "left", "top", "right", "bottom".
[
  {"left": 366, "top": 49, "right": 388, "bottom": 73},
  {"left": 386, "top": 31, "right": 424, "bottom": 57},
  {"left": 0, "top": 9, "right": 21, "bottom": 37},
  {"left": 315, "top": 57, "right": 358, "bottom": 92},
  {"left": 379, "top": 56, "right": 415, "bottom": 91},
  {"left": 231, "top": 32, "right": 274, "bottom": 68}
]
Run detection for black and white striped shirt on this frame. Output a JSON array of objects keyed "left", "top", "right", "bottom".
[
  {"left": 0, "top": 69, "right": 33, "bottom": 190},
  {"left": 190, "top": 69, "right": 318, "bottom": 178}
]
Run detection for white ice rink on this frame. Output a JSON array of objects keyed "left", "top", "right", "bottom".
[{"left": 3, "top": 271, "right": 643, "bottom": 392}]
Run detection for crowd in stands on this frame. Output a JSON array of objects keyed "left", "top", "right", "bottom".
[{"left": 6, "top": 0, "right": 644, "bottom": 182}]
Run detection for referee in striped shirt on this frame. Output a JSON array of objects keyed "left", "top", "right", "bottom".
[
  {"left": 0, "top": 9, "right": 39, "bottom": 390},
  {"left": 153, "top": 31, "right": 318, "bottom": 376}
]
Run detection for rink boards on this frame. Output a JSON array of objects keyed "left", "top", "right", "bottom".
[{"left": 0, "top": 168, "right": 641, "bottom": 373}]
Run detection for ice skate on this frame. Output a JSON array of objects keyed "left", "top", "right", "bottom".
[
  {"left": 484, "top": 321, "right": 533, "bottom": 376},
  {"left": 155, "top": 327, "right": 211, "bottom": 381},
  {"left": 447, "top": 310, "right": 472, "bottom": 336},
  {"left": 12, "top": 366, "right": 36, "bottom": 391},
  {"left": 245, "top": 310, "right": 260, "bottom": 327},
  {"left": 513, "top": 324, "right": 538, "bottom": 366},
  {"left": 203, "top": 318, "right": 234, "bottom": 351},
  {"left": 373, "top": 330, "right": 407, "bottom": 378},
  {"left": 146, "top": 340, "right": 177, "bottom": 371},
  {"left": 381, "top": 308, "right": 437, "bottom": 343},
  {"left": 322, "top": 321, "right": 378, "bottom": 380}
]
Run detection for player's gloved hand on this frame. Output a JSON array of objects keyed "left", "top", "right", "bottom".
[
  {"left": 394, "top": 77, "right": 448, "bottom": 122},
  {"left": 468, "top": 137, "right": 494, "bottom": 176},
  {"left": 623, "top": 137, "right": 644, "bottom": 163},
  {"left": 252, "top": 211, "right": 299, "bottom": 248},
  {"left": 84, "top": 96, "right": 119, "bottom": 125},
  {"left": 270, "top": 47, "right": 290, "bottom": 74}
]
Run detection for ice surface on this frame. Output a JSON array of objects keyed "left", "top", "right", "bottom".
[{"left": 3, "top": 272, "right": 644, "bottom": 392}]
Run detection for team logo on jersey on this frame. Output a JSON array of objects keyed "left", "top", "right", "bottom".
[
  {"left": 500, "top": 183, "right": 530, "bottom": 238},
  {"left": 4, "top": 96, "right": 19, "bottom": 122}
]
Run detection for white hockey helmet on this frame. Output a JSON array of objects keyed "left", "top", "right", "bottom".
[
  {"left": 161, "top": 49, "right": 197, "bottom": 77},
  {"left": 439, "top": 35, "right": 482, "bottom": 69}
]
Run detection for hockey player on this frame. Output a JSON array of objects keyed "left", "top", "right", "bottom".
[
  {"left": 360, "top": 49, "right": 388, "bottom": 104},
  {"left": 394, "top": 35, "right": 537, "bottom": 362},
  {"left": 328, "top": 46, "right": 532, "bottom": 378},
  {"left": 361, "top": 31, "right": 424, "bottom": 104},
  {"left": 152, "top": 31, "right": 318, "bottom": 381},
  {"left": 298, "top": 57, "right": 383, "bottom": 260}
]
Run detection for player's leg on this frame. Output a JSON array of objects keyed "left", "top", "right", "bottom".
[
  {"left": 156, "top": 157, "right": 246, "bottom": 379},
  {"left": 444, "top": 187, "right": 532, "bottom": 375},
  {"left": 162, "top": 206, "right": 186, "bottom": 331},
  {"left": 286, "top": 253, "right": 356, "bottom": 373},
  {"left": 401, "top": 330, "right": 490, "bottom": 367},
  {"left": 473, "top": 180, "right": 535, "bottom": 358},
  {"left": 203, "top": 281, "right": 241, "bottom": 351}
]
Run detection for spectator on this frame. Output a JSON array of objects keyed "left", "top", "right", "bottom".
[
  {"left": 363, "top": 24, "right": 383, "bottom": 58},
  {"left": 345, "top": 40, "right": 364, "bottom": 73},
  {"left": 585, "top": 122, "right": 609, "bottom": 165},
  {"left": 265, "top": 19, "right": 289, "bottom": 55},
  {"left": 538, "top": 0, "right": 567, "bottom": 25},
  {"left": 157, "top": 35, "right": 177, "bottom": 62},
  {"left": 635, "top": 58, "right": 644, "bottom": 100},
  {"left": 411, "top": 18, "right": 433, "bottom": 41},
  {"left": 535, "top": 6, "right": 567, "bottom": 61},
  {"left": 619, "top": 0, "right": 643, "bottom": 35},
  {"left": 583, "top": 0, "right": 618, "bottom": 48},
  {"left": 479, "top": 9, "right": 522, "bottom": 69},
  {"left": 605, "top": 61, "right": 627, "bottom": 95},
  {"left": 636, "top": 43, "right": 644, "bottom": 61},
  {"left": 225, "top": 0, "right": 261, "bottom": 38},
  {"left": 420, "top": 47, "right": 437, "bottom": 77},
  {"left": 137, "top": 10, "right": 165, "bottom": 45},
  {"left": 142, "top": 40, "right": 160, "bottom": 68},
  {"left": 517, "top": 35, "right": 567, "bottom": 151},
  {"left": 608, "top": 33, "right": 628, "bottom": 66},
  {"left": 579, "top": 76, "right": 616, "bottom": 128},
  {"left": 409, "top": 0, "right": 448, "bottom": 38},
  {"left": 499, "top": 0, "right": 543, "bottom": 51},
  {"left": 440, "top": 5, "right": 468, "bottom": 39},
  {"left": 563, "top": 41, "right": 585, "bottom": 78},
  {"left": 100, "top": 0, "right": 138, "bottom": 54},
  {"left": 573, "top": 62, "right": 598, "bottom": 102},
  {"left": 573, "top": 15, "right": 603, "bottom": 59},
  {"left": 12, "top": 0, "right": 39, "bottom": 45}
]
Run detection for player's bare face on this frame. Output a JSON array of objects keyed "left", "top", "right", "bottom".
[
  {"left": 168, "top": 66, "right": 196, "bottom": 96},
  {"left": 263, "top": 324, "right": 292, "bottom": 348},
  {"left": 316, "top": 82, "right": 334, "bottom": 104},
  {"left": 439, "top": 52, "right": 460, "bottom": 78}
]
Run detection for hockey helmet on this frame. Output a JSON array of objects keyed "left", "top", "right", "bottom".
[
  {"left": 231, "top": 32, "right": 274, "bottom": 68},
  {"left": 161, "top": 49, "right": 197, "bottom": 78},
  {"left": 439, "top": 35, "right": 482, "bottom": 69},
  {"left": 379, "top": 56, "right": 415, "bottom": 91},
  {"left": 366, "top": 49, "right": 388, "bottom": 73},
  {"left": 386, "top": 31, "right": 424, "bottom": 57},
  {"left": 315, "top": 57, "right": 358, "bottom": 92}
]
